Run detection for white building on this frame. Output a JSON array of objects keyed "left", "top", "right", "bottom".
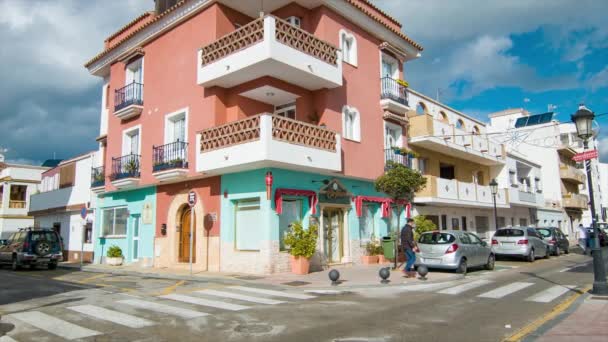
[
  {"left": 0, "top": 157, "right": 48, "bottom": 239},
  {"left": 29, "top": 152, "right": 98, "bottom": 263},
  {"left": 599, "top": 163, "right": 608, "bottom": 223}
]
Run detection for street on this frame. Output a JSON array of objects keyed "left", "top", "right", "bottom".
[{"left": 0, "top": 250, "right": 604, "bottom": 342}]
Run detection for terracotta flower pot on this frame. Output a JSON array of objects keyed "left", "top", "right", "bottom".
[
  {"left": 378, "top": 255, "right": 389, "bottom": 264},
  {"left": 361, "top": 255, "right": 379, "bottom": 264},
  {"left": 290, "top": 255, "right": 310, "bottom": 275}
]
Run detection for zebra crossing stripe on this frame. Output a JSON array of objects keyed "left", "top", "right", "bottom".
[
  {"left": 0, "top": 336, "right": 19, "bottom": 342},
  {"left": 228, "top": 286, "right": 316, "bottom": 299},
  {"left": 438, "top": 279, "right": 493, "bottom": 295},
  {"left": 119, "top": 299, "right": 208, "bottom": 319},
  {"left": 401, "top": 280, "right": 462, "bottom": 292},
  {"left": 478, "top": 282, "right": 534, "bottom": 299},
  {"left": 196, "top": 290, "right": 285, "bottom": 305},
  {"left": 526, "top": 285, "right": 575, "bottom": 303},
  {"left": 68, "top": 305, "right": 155, "bottom": 328},
  {"left": 8, "top": 311, "right": 102, "bottom": 340},
  {"left": 160, "top": 294, "right": 250, "bottom": 311}
]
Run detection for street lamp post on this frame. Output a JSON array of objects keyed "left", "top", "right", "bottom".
[
  {"left": 490, "top": 179, "right": 499, "bottom": 231},
  {"left": 571, "top": 104, "right": 608, "bottom": 295}
]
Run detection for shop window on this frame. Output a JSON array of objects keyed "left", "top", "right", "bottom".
[
  {"left": 235, "top": 199, "right": 261, "bottom": 251},
  {"left": 461, "top": 216, "right": 468, "bottom": 231},
  {"left": 101, "top": 207, "right": 128, "bottom": 236},
  {"left": 339, "top": 29, "right": 357, "bottom": 66},
  {"left": 519, "top": 218, "right": 528, "bottom": 227},
  {"left": 342, "top": 106, "right": 361, "bottom": 141},
  {"left": 441, "top": 215, "right": 448, "bottom": 230},
  {"left": 275, "top": 102, "right": 296, "bottom": 120},
  {"left": 475, "top": 216, "right": 489, "bottom": 235},
  {"left": 451, "top": 218, "right": 460, "bottom": 230},
  {"left": 359, "top": 204, "right": 376, "bottom": 245},
  {"left": 279, "top": 199, "right": 302, "bottom": 251}
]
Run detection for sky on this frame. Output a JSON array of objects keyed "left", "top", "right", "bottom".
[{"left": 0, "top": 0, "right": 607, "bottom": 165}]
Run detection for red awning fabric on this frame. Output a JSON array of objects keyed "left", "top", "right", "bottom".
[
  {"left": 275, "top": 188, "right": 318, "bottom": 215},
  {"left": 355, "top": 196, "right": 410, "bottom": 218}
]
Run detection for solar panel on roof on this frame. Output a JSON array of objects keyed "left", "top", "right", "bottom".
[
  {"left": 514, "top": 117, "right": 528, "bottom": 128},
  {"left": 514, "top": 112, "right": 554, "bottom": 128}
]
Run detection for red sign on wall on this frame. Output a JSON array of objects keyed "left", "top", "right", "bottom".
[{"left": 572, "top": 149, "right": 598, "bottom": 162}]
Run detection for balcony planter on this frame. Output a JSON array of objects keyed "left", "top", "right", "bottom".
[
  {"left": 396, "top": 79, "right": 409, "bottom": 87},
  {"left": 284, "top": 221, "right": 317, "bottom": 275}
]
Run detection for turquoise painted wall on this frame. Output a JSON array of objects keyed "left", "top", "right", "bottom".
[
  {"left": 220, "top": 168, "right": 407, "bottom": 246},
  {"left": 93, "top": 186, "right": 156, "bottom": 263}
]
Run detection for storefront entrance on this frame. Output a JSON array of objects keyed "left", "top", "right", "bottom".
[
  {"left": 323, "top": 208, "right": 344, "bottom": 264},
  {"left": 179, "top": 208, "right": 196, "bottom": 263}
]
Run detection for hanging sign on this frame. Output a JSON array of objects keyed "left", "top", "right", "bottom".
[{"left": 572, "top": 149, "right": 598, "bottom": 162}]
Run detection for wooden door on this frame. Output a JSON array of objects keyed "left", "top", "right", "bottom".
[{"left": 179, "top": 208, "right": 196, "bottom": 263}]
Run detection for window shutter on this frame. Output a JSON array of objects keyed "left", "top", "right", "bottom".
[{"left": 59, "top": 163, "right": 75, "bottom": 188}]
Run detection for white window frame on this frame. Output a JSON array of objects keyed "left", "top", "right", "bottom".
[
  {"left": 339, "top": 29, "right": 358, "bottom": 67},
  {"left": 164, "top": 107, "right": 189, "bottom": 144},
  {"left": 286, "top": 16, "right": 301, "bottom": 28},
  {"left": 101, "top": 206, "right": 129, "bottom": 237},
  {"left": 125, "top": 58, "right": 144, "bottom": 85},
  {"left": 384, "top": 121, "right": 403, "bottom": 149},
  {"left": 274, "top": 102, "right": 296, "bottom": 120},
  {"left": 380, "top": 52, "right": 399, "bottom": 79},
  {"left": 122, "top": 124, "right": 142, "bottom": 156},
  {"left": 342, "top": 105, "right": 361, "bottom": 142}
]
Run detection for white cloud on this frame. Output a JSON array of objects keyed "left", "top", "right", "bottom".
[{"left": 588, "top": 66, "right": 608, "bottom": 92}]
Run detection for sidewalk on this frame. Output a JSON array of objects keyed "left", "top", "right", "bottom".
[
  {"left": 59, "top": 261, "right": 462, "bottom": 290},
  {"left": 525, "top": 293, "right": 608, "bottom": 342}
]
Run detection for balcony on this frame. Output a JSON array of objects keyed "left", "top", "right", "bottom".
[
  {"left": 153, "top": 141, "right": 189, "bottom": 182},
  {"left": 197, "top": 114, "right": 341, "bottom": 174},
  {"left": 408, "top": 114, "right": 504, "bottom": 165},
  {"left": 559, "top": 163, "right": 585, "bottom": 184},
  {"left": 114, "top": 82, "right": 143, "bottom": 120},
  {"left": 562, "top": 193, "right": 588, "bottom": 210},
  {"left": 415, "top": 176, "right": 508, "bottom": 208},
  {"left": 197, "top": 15, "right": 342, "bottom": 91},
  {"left": 91, "top": 166, "right": 105, "bottom": 193},
  {"left": 508, "top": 186, "right": 543, "bottom": 207},
  {"left": 384, "top": 148, "right": 411, "bottom": 170},
  {"left": 110, "top": 154, "right": 141, "bottom": 189},
  {"left": 380, "top": 77, "right": 409, "bottom": 116},
  {"left": 8, "top": 200, "right": 26, "bottom": 209}
]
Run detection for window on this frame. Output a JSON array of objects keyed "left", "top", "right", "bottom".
[
  {"left": 509, "top": 170, "right": 517, "bottom": 187},
  {"left": 275, "top": 102, "right": 296, "bottom": 120},
  {"left": 84, "top": 222, "right": 93, "bottom": 244},
  {"left": 475, "top": 216, "right": 489, "bottom": 235},
  {"left": 451, "top": 218, "right": 460, "bottom": 230},
  {"left": 441, "top": 215, "right": 448, "bottom": 230},
  {"left": 286, "top": 16, "right": 301, "bottom": 28},
  {"left": 126, "top": 58, "right": 143, "bottom": 85},
  {"left": 101, "top": 207, "right": 129, "bottom": 236},
  {"left": 9, "top": 185, "right": 27, "bottom": 208},
  {"left": 384, "top": 122, "right": 402, "bottom": 148},
  {"left": 279, "top": 199, "right": 302, "bottom": 251},
  {"left": 462, "top": 216, "right": 468, "bottom": 231},
  {"left": 418, "top": 232, "right": 455, "bottom": 244},
  {"left": 105, "top": 84, "right": 110, "bottom": 109},
  {"left": 59, "top": 163, "right": 75, "bottom": 189},
  {"left": 235, "top": 199, "right": 261, "bottom": 251},
  {"left": 342, "top": 106, "right": 360, "bottom": 141},
  {"left": 472, "top": 125, "right": 480, "bottom": 135},
  {"left": 339, "top": 29, "right": 357, "bottom": 66},
  {"left": 416, "top": 102, "right": 427, "bottom": 115},
  {"left": 519, "top": 218, "right": 528, "bottom": 227},
  {"left": 439, "top": 111, "right": 448, "bottom": 123},
  {"left": 359, "top": 204, "right": 376, "bottom": 245},
  {"left": 165, "top": 109, "right": 187, "bottom": 143},
  {"left": 459, "top": 233, "right": 471, "bottom": 244},
  {"left": 53, "top": 222, "right": 61, "bottom": 236},
  {"left": 417, "top": 158, "right": 428, "bottom": 174},
  {"left": 381, "top": 53, "right": 398, "bottom": 79},
  {"left": 123, "top": 126, "right": 141, "bottom": 155},
  {"left": 440, "top": 163, "right": 455, "bottom": 180},
  {"left": 467, "top": 233, "right": 483, "bottom": 245},
  {"left": 426, "top": 215, "right": 439, "bottom": 228},
  {"left": 456, "top": 119, "right": 465, "bottom": 130}
]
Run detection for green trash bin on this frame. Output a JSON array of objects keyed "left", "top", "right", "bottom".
[{"left": 382, "top": 236, "right": 395, "bottom": 259}]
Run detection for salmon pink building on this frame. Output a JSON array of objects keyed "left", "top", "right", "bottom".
[{"left": 85, "top": 0, "right": 423, "bottom": 274}]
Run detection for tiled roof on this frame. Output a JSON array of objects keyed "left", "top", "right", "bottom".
[
  {"left": 85, "top": 0, "right": 422, "bottom": 68},
  {"left": 104, "top": 11, "right": 154, "bottom": 45},
  {"left": 358, "top": 0, "right": 402, "bottom": 28}
]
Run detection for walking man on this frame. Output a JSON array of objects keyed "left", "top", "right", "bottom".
[
  {"left": 578, "top": 224, "right": 588, "bottom": 255},
  {"left": 401, "top": 218, "right": 417, "bottom": 278}
]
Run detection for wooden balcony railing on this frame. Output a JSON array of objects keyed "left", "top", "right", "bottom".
[
  {"left": 200, "top": 15, "right": 338, "bottom": 67},
  {"left": 9, "top": 200, "right": 26, "bottom": 209}
]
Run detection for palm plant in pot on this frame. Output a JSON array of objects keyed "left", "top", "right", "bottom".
[
  {"left": 284, "top": 221, "right": 318, "bottom": 275},
  {"left": 106, "top": 245, "right": 124, "bottom": 266}
]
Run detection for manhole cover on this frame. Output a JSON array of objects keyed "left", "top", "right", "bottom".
[
  {"left": 234, "top": 323, "right": 272, "bottom": 334},
  {"left": 234, "top": 276, "right": 265, "bottom": 280},
  {"left": 281, "top": 281, "right": 311, "bottom": 286},
  {"left": 0, "top": 323, "right": 15, "bottom": 335}
]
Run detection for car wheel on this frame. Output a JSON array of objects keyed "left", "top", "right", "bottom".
[
  {"left": 11, "top": 256, "right": 20, "bottom": 271},
  {"left": 565, "top": 247, "right": 570, "bottom": 254},
  {"left": 48, "top": 262, "right": 57, "bottom": 270},
  {"left": 554, "top": 246, "right": 560, "bottom": 256},
  {"left": 485, "top": 254, "right": 495, "bottom": 270},
  {"left": 457, "top": 259, "right": 467, "bottom": 275},
  {"left": 544, "top": 247, "right": 550, "bottom": 259},
  {"left": 527, "top": 249, "right": 535, "bottom": 262}
]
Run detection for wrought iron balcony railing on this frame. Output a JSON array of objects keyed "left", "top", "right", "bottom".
[
  {"left": 110, "top": 154, "right": 141, "bottom": 181},
  {"left": 153, "top": 141, "right": 189, "bottom": 172},
  {"left": 114, "top": 82, "right": 143, "bottom": 112},
  {"left": 380, "top": 77, "right": 408, "bottom": 106}
]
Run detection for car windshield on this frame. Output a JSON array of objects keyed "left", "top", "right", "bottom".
[
  {"left": 30, "top": 231, "right": 59, "bottom": 242},
  {"left": 494, "top": 229, "right": 524, "bottom": 237},
  {"left": 536, "top": 229, "right": 552, "bottom": 238},
  {"left": 419, "top": 232, "right": 455, "bottom": 244}
]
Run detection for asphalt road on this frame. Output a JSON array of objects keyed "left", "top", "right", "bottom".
[{"left": 0, "top": 249, "right": 605, "bottom": 342}]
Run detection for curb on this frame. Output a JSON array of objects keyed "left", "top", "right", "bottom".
[{"left": 297, "top": 273, "right": 466, "bottom": 291}]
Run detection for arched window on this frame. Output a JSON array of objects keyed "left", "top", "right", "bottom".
[
  {"left": 439, "top": 111, "right": 448, "bottom": 123},
  {"left": 416, "top": 102, "right": 427, "bottom": 115},
  {"left": 472, "top": 125, "right": 480, "bottom": 135},
  {"left": 342, "top": 105, "right": 361, "bottom": 141},
  {"left": 456, "top": 119, "right": 465, "bottom": 130},
  {"left": 339, "top": 29, "right": 358, "bottom": 66}
]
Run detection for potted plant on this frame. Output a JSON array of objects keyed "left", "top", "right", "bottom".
[
  {"left": 361, "top": 240, "right": 380, "bottom": 264},
  {"left": 170, "top": 158, "right": 184, "bottom": 168},
  {"left": 284, "top": 221, "right": 318, "bottom": 275},
  {"left": 106, "top": 245, "right": 124, "bottom": 266},
  {"left": 125, "top": 159, "right": 138, "bottom": 175},
  {"left": 396, "top": 79, "right": 409, "bottom": 87}
]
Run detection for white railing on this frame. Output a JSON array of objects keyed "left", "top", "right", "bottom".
[
  {"left": 496, "top": 189, "right": 508, "bottom": 205},
  {"left": 433, "top": 177, "right": 508, "bottom": 205},
  {"left": 476, "top": 184, "right": 492, "bottom": 203},
  {"left": 437, "top": 178, "right": 459, "bottom": 200},
  {"left": 471, "top": 135, "right": 489, "bottom": 152},
  {"left": 458, "top": 181, "right": 476, "bottom": 202},
  {"left": 518, "top": 191, "right": 536, "bottom": 203},
  {"left": 453, "top": 128, "right": 468, "bottom": 146},
  {"left": 433, "top": 120, "right": 453, "bottom": 139}
]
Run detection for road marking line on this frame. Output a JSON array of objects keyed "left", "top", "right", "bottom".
[
  {"left": 559, "top": 267, "right": 574, "bottom": 273},
  {"left": 503, "top": 285, "right": 592, "bottom": 342},
  {"left": 78, "top": 274, "right": 107, "bottom": 284},
  {"left": 526, "top": 285, "right": 575, "bottom": 303},
  {"left": 161, "top": 280, "right": 185, "bottom": 295},
  {"left": 8, "top": 311, "right": 101, "bottom": 340},
  {"left": 401, "top": 280, "right": 462, "bottom": 292},
  {"left": 478, "top": 282, "right": 534, "bottom": 299},
  {"left": 0, "top": 336, "right": 19, "bottom": 342},
  {"left": 119, "top": 299, "right": 208, "bottom": 319},
  {"left": 160, "top": 294, "right": 250, "bottom": 311},
  {"left": 68, "top": 305, "right": 155, "bottom": 328},
  {"left": 438, "top": 279, "right": 493, "bottom": 295},
  {"left": 196, "top": 290, "right": 285, "bottom": 305},
  {"left": 228, "top": 286, "right": 315, "bottom": 299}
]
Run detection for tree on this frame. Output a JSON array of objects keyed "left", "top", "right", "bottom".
[
  {"left": 374, "top": 161, "right": 427, "bottom": 269},
  {"left": 414, "top": 215, "right": 437, "bottom": 240}
]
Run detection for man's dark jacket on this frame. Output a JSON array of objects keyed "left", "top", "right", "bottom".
[{"left": 401, "top": 224, "right": 415, "bottom": 250}]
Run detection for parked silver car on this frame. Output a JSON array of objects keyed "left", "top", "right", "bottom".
[
  {"left": 415, "top": 230, "right": 495, "bottom": 274},
  {"left": 491, "top": 227, "right": 550, "bottom": 262}
]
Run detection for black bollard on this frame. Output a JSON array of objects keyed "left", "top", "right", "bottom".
[
  {"left": 379, "top": 267, "right": 390, "bottom": 284},
  {"left": 328, "top": 269, "right": 340, "bottom": 286},
  {"left": 417, "top": 265, "right": 429, "bottom": 280}
]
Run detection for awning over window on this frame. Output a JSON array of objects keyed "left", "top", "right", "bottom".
[
  {"left": 275, "top": 188, "right": 318, "bottom": 215},
  {"left": 355, "top": 196, "right": 410, "bottom": 218}
]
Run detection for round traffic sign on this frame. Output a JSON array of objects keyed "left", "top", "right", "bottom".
[{"left": 80, "top": 207, "right": 87, "bottom": 219}]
